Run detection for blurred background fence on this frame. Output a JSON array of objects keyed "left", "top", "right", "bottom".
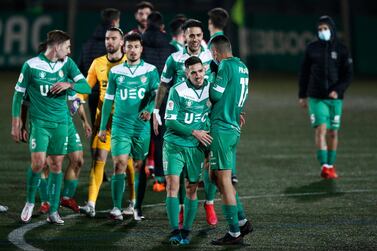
[{"left": 0, "top": 0, "right": 375, "bottom": 75}]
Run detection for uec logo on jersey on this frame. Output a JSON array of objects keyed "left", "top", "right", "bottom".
[
  {"left": 120, "top": 88, "right": 146, "bottom": 100},
  {"left": 40, "top": 85, "right": 50, "bottom": 96},
  {"left": 184, "top": 112, "right": 208, "bottom": 124}
]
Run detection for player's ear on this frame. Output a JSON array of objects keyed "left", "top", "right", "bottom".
[{"left": 185, "top": 68, "right": 190, "bottom": 79}]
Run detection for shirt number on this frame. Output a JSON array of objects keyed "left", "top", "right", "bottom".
[{"left": 238, "top": 77, "right": 249, "bottom": 107}]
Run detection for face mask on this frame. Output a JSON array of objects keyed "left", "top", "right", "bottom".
[{"left": 318, "top": 29, "right": 331, "bottom": 41}]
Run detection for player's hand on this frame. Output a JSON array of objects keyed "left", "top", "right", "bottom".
[
  {"left": 50, "top": 82, "right": 72, "bottom": 94},
  {"left": 139, "top": 111, "right": 151, "bottom": 121},
  {"left": 299, "top": 98, "right": 308, "bottom": 108},
  {"left": 153, "top": 109, "right": 162, "bottom": 136},
  {"left": 20, "top": 127, "right": 29, "bottom": 143},
  {"left": 328, "top": 91, "right": 338, "bottom": 99},
  {"left": 192, "top": 130, "right": 213, "bottom": 147},
  {"left": 11, "top": 118, "right": 21, "bottom": 143},
  {"left": 70, "top": 98, "right": 82, "bottom": 116},
  {"left": 98, "top": 130, "right": 107, "bottom": 143},
  {"left": 240, "top": 112, "right": 246, "bottom": 128},
  {"left": 83, "top": 122, "right": 92, "bottom": 138}
]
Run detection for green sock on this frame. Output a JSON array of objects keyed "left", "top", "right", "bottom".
[
  {"left": 203, "top": 168, "right": 217, "bottom": 201},
  {"left": 166, "top": 196, "right": 180, "bottom": 230},
  {"left": 38, "top": 177, "right": 48, "bottom": 203},
  {"left": 62, "top": 179, "right": 78, "bottom": 198},
  {"left": 26, "top": 167, "right": 41, "bottom": 204},
  {"left": 235, "top": 192, "right": 246, "bottom": 221},
  {"left": 316, "top": 150, "right": 328, "bottom": 165},
  {"left": 48, "top": 172, "right": 63, "bottom": 213},
  {"left": 222, "top": 204, "right": 240, "bottom": 233},
  {"left": 328, "top": 150, "right": 337, "bottom": 165},
  {"left": 111, "top": 173, "right": 125, "bottom": 209},
  {"left": 183, "top": 197, "right": 198, "bottom": 230}
]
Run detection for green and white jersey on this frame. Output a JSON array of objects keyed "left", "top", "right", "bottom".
[
  {"left": 161, "top": 46, "right": 213, "bottom": 87},
  {"left": 14, "top": 53, "right": 86, "bottom": 123},
  {"left": 210, "top": 57, "right": 249, "bottom": 134},
  {"left": 105, "top": 60, "right": 159, "bottom": 136},
  {"left": 170, "top": 39, "right": 184, "bottom": 52},
  {"left": 207, "top": 31, "right": 224, "bottom": 50},
  {"left": 164, "top": 80, "right": 211, "bottom": 147}
]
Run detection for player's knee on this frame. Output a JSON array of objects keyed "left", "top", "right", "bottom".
[
  {"left": 185, "top": 184, "right": 198, "bottom": 199},
  {"left": 166, "top": 180, "right": 179, "bottom": 196},
  {"left": 316, "top": 125, "right": 327, "bottom": 136},
  {"left": 327, "top": 130, "right": 338, "bottom": 139}
]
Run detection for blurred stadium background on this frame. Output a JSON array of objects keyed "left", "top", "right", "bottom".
[
  {"left": 0, "top": 0, "right": 376, "bottom": 250},
  {"left": 0, "top": 0, "right": 376, "bottom": 75}
]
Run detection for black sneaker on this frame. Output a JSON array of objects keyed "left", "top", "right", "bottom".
[
  {"left": 169, "top": 229, "right": 182, "bottom": 245},
  {"left": 231, "top": 175, "right": 238, "bottom": 184},
  {"left": 211, "top": 232, "right": 243, "bottom": 245},
  {"left": 180, "top": 229, "right": 190, "bottom": 245},
  {"left": 240, "top": 220, "right": 253, "bottom": 237}
]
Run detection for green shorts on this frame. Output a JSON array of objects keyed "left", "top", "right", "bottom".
[
  {"left": 308, "top": 98, "right": 343, "bottom": 130},
  {"left": 210, "top": 131, "right": 239, "bottom": 172},
  {"left": 163, "top": 142, "right": 205, "bottom": 183},
  {"left": 67, "top": 119, "right": 83, "bottom": 153},
  {"left": 111, "top": 132, "right": 150, "bottom": 160},
  {"left": 29, "top": 118, "right": 68, "bottom": 155}
]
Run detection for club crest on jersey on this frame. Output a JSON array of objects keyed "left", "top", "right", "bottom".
[
  {"left": 331, "top": 51, "right": 337, "bottom": 60},
  {"left": 140, "top": 76, "right": 147, "bottom": 83},
  {"left": 167, "top": 100, "right": 174, "bottom": 111},
  {"left": 186, "top": 100, "right": 192, "bottom": 107},
  {"left": 58, "top": 70, "right": 64, "bottom": 78},
  {"left": 206, "top": 100, "right": 212, "bottom": 108},
  {"left": 18, "top": 73, "right": 24, "bottom": 83},
  {"left": 118, "top": 76, "right": 125, "bottom": 83},
  {"left": 39, "top": 71, "right": 46, "bottom": 79}
]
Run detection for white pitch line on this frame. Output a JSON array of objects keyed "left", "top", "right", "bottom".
[{"left": 8, "top": 188, "right": 377, "bottom": 251}]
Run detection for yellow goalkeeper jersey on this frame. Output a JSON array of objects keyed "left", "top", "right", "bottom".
[{"left": 79, "top": 54, "right": 127, "bottom": 130}]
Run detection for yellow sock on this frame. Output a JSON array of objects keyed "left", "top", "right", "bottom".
[
  {"left": 126, "top": 158, "right": 135, "bottom": 201},
  {"left": 88, "top": 160, "right": 106, "bottom": 203}
]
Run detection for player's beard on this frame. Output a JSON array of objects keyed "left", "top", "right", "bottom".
[
  {"left": 106, "top": 46, "right": 118, "bottom": 54},
  {"left": 188, "top": 42, "right": 200, "bottom": 54},
  {"left": 128, "top": 56, "right": 140, "bottom": 63},
  {"left": 138, "top": 20, "right": 147, "bottom": 30},
  {"left": 193, "top": 78, "right": 204, "bottom": 88}
]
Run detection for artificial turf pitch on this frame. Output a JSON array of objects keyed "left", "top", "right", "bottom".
[{"left": 0, "top": 71, "right": 376, "bottom": 250}]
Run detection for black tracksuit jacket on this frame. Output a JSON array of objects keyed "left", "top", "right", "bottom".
[{"left": 298, "top": 17, "right": 353, "bottom": 100}]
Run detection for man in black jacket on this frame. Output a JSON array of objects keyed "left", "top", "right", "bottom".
[
  {"left": 298, "top": 15, "right": 353, "bottom": 179},
  {"left": 135, "top": 12, "right": 175, "bottom": 216}
]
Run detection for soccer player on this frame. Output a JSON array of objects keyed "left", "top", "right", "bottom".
[
  {"left": 11, "top": 30, "right": 91, "bottom": 225},
  {"left": 298, "top": 16, "right": 352, "bottom": 179},
  {"left": 209, "top": 35, "right": 253, "bottom": 245},
  {"left": 207, "top": 8, "right": 229, "bottom": 49},
  {"left": 127, "top": 1, "right": 154, "bottom": 35},
  {"left": 78, "top": 27, "right": 136, "bottom": 218},
  {"left": 207, "top": 8, "right": 238, "bottom": 186},
  {"left": 164, "top": 56, "right": 212, "bottom": 245},
  {"left": 99, "top": 33, "right": 159, "bottom": 221},
  {"left": 169, "top": 14, "right": 187, "bottom": 52},
  {"left": 153, "top": 19, "right": 218, "bottom": 227},
  {"left": 20, "top": 90, "right": 90, "bottom": 215},
  {"left": 78, "top": 8, "right": 121, "bottom": 125}
]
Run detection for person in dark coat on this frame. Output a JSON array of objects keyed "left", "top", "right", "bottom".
[
  {"left": 298, "top": 15, "right": 353, "bottom": 179},
  {"left": 127, "top": 1, "right": 154, "bottom": 35},
  {"left": 134, "top": 11, "right": 176, "bottom": 214}
]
